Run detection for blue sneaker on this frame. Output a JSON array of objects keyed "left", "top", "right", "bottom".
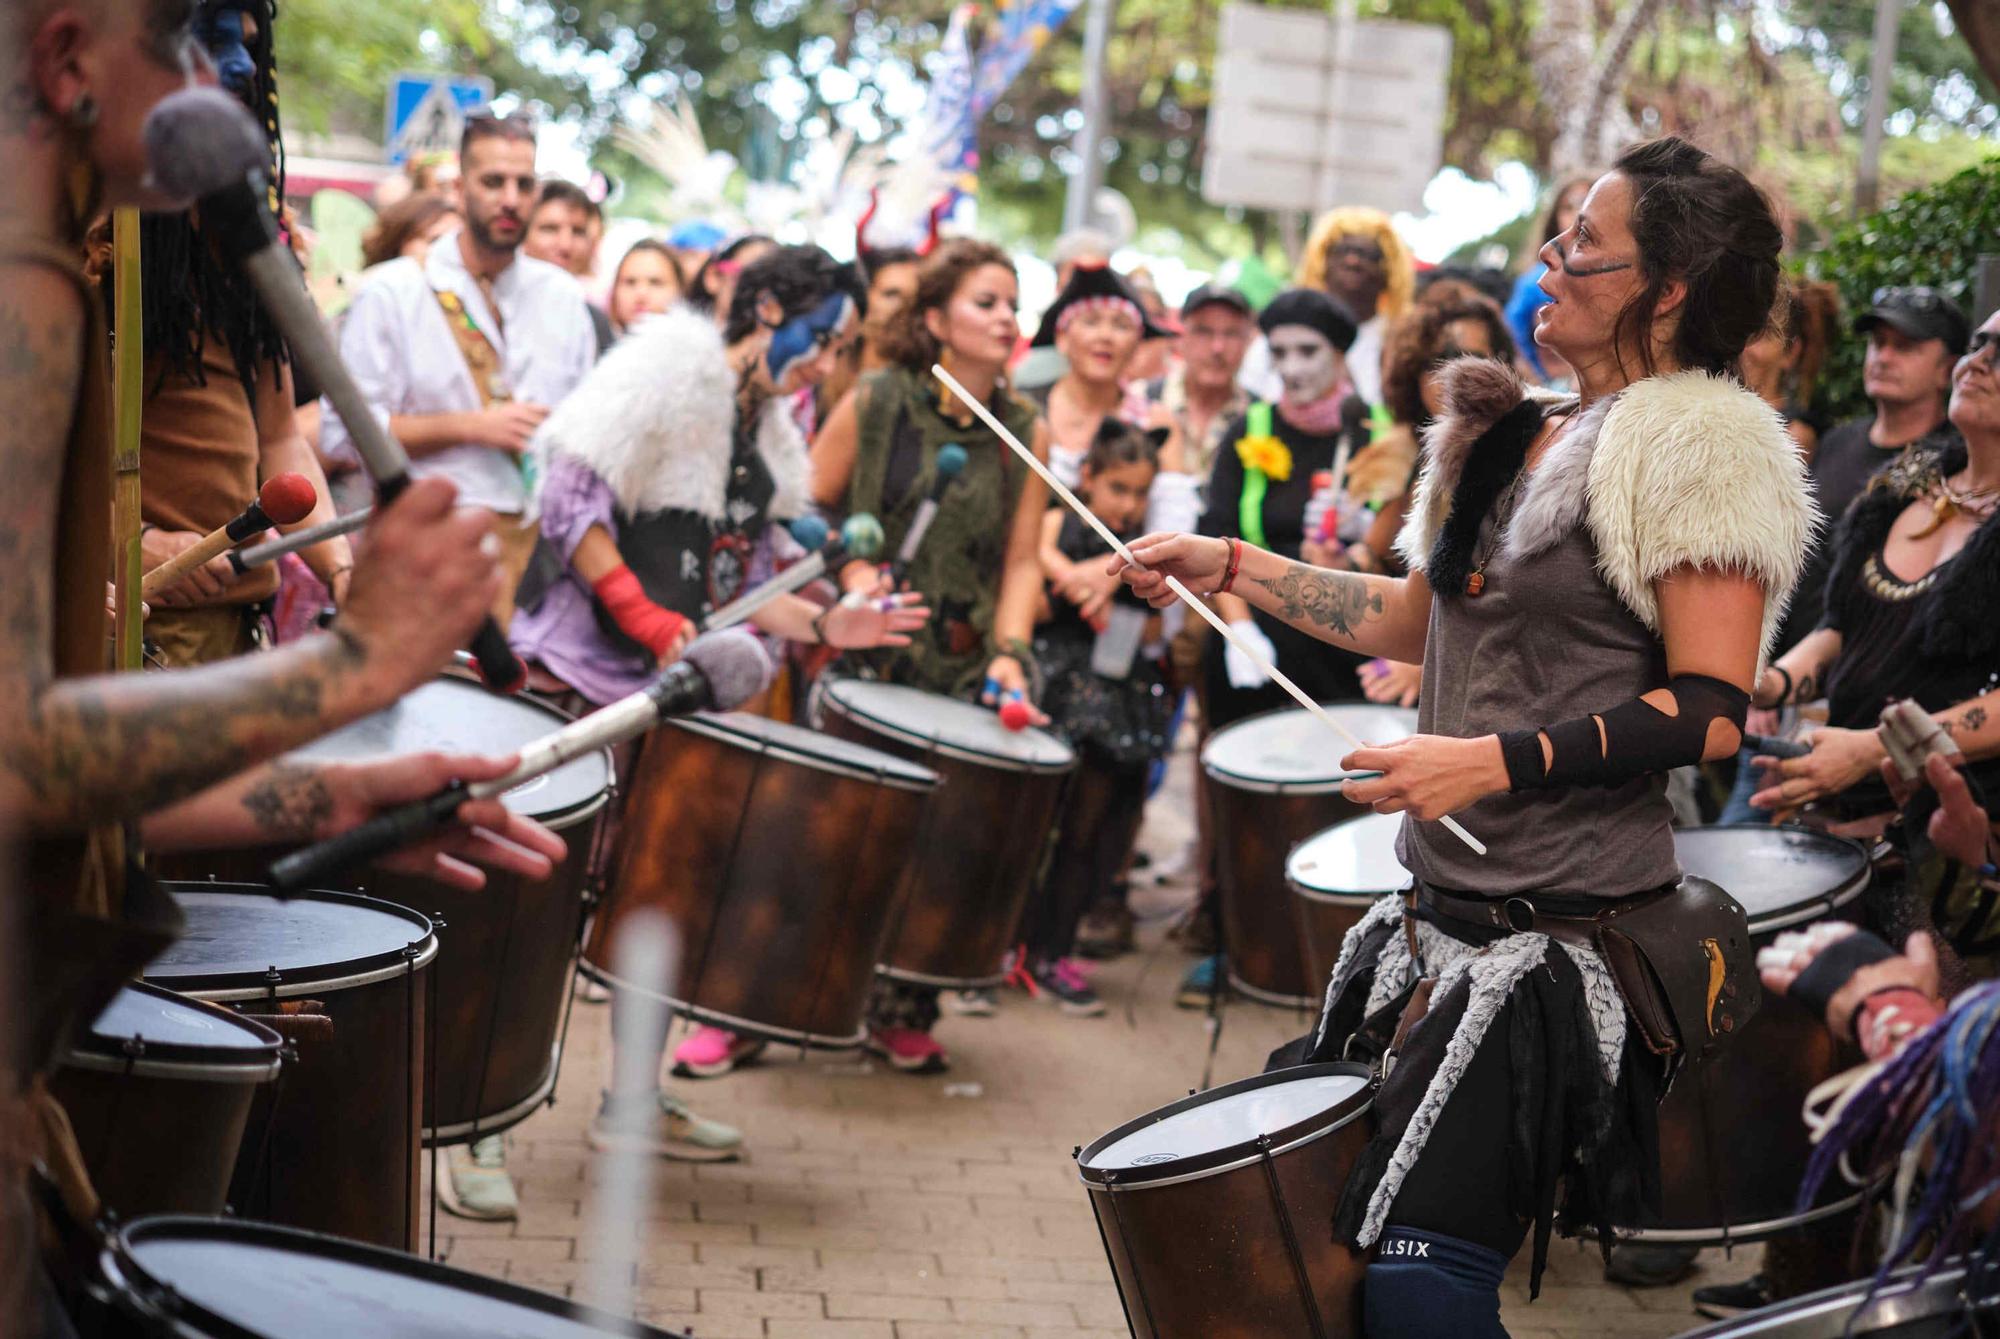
[{"left": 1175, "top": 955, "right": 1224, "bottom": 1009}]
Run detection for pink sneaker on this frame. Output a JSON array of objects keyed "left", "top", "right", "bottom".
[
  {"left": 865, "top": 1026, "right": 950, "bottom": 1074},
  {"left": 670, "top": 1025, "right": 767, "bottom": 1079}
]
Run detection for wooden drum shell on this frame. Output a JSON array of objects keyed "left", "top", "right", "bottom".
[{"left": 587, "top": 717, "right": 935, "bottom": 1046}]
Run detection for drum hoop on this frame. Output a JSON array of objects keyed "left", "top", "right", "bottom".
[
  {"left": 153, "top": 885, "right": 440, "bottom": 998},
  {"left": 424, "top": 1041, "right": 559, "bottom": 1146},
  {"left": 667, "top": 713, "right": 941, "bottom": 791},
  {"left": 1076, "top": 1062, "right": 1376, "bottom": 1191},
  {"left": 1674, "top": 1259, "right": 1991, "bottom": 1337},
  {"left": 59, "top": 1049, "right": 282, "bottom": 1084},
  {"left": 1616, "top": 1188, "right": 1867, "bottom": 1248},
  {"left": 103, "top": 1215, "right": 695, "bottom": 1338},
  {"left": 1198, "top": 763, "right": 1351, "bottom": 796},
  {"left": 821, "top": 683, "right": 1075, "bottom": 775}
]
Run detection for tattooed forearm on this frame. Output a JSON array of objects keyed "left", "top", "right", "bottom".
[
  {"left": 1251, "top": 562, "right": 1386, "bottom": 640},
  {"left": 1792, "top": 673, "right": 1817, "bottom": 704},
  {"left": 239, "top": 760, "right": 335, "bottom": 841},
  {"left": 1949, "top": 705, "right": 1989, "bottom": 737}
]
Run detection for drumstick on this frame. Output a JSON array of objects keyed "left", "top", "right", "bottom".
[
  {"left": 141, "top": 472, "right": 317, "bottom": 601},
  {"left": 230, "top": 506, "right": 371, "bottom": 572},
  {"left": 700, "top": 514, "right": 884, "bottom": 633},
  {"left": 933, "top": 363, "right": 1486, "bottom": 857}
]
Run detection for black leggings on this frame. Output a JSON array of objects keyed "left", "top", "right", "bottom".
[{"left": 1025, "top": 758, "right": 1145, "bottom": 963}]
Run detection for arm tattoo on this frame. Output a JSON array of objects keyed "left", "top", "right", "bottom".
[
  {"left": 1251, "top": 562, "right": 1385, "bottom": 639},
  {"left": 239, "top": 761, "right": 335, "bottom": 841},
  {"left": 1792, "top": 673, "right": 1816, "bottom": 704},
  {"left": 1950, "top": 705, "right": 1989, "bottom": 737}
]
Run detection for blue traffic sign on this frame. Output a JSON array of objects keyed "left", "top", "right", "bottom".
[{"left": 386, "top": 73, "right": 493, "bottom": 164}]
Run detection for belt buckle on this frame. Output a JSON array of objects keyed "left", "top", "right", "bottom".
[{"left": 1502, "top": 896, "right": 1536, "bottom": 933}]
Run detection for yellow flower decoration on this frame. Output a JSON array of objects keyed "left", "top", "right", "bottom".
[{"left": 1235, "top": 433, "right": 1293, "bottom": 482}]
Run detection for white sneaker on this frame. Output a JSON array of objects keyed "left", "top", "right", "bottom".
[
  {"left": 437, "top": 1134, "right": 518, "bottom": 1220},
  {"left": 941, "top": 988, "right": 997, "bottom": 1017}
]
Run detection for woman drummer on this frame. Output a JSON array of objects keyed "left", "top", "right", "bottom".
[
  {"left": 811, "top": 237, "right": 1053, "bottom": 1074},
  {"left": 507, "top": 244, "right": 929, "bottom": 1172},
  {"left": 1113, "top": 137, "right": 1817, "bottom": 1331}
]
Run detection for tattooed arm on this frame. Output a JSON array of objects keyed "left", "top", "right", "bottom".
[
  {"left": 140, "top": 752, "right": 568, "bottom": 891},
  {"left": 1938, "top": 688, "right": 2000, "bottom": 763},
  {"left": 1753, "top": 627, "right": 1843, "bottom": 708},
  {"left": 0, "top": 268, "right": 501, "bottom": 833}
]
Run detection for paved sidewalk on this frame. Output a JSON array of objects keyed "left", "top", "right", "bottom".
[{"left": 434, "top": 740, "right": 1758, "bottom": 1337}]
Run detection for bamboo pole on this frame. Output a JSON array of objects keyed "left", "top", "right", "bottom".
[{"left": 111, "top": 208, "right": 144, "bottom": 671}]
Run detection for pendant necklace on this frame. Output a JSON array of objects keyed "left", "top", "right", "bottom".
[
  {"left": 1910, "top": 471, "right": 2000, "bottom": 539},
  {"left": 1464, "top": 469, "right": 1524, "bottom": 597}
]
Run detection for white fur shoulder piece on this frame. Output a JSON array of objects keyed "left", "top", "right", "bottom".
[
  {"left": 529, "top": 306, "right": 811, "bottom": 523},
  {"left": 753, "top": 395, "right": 811, "bottom": 524},
  {"left": 1582, "top": 370, "right": 1819, "bottom": 661}
]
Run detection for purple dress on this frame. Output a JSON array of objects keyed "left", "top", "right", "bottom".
[{"left": 508, "top": 455, "right": 656, "bottom": 708}]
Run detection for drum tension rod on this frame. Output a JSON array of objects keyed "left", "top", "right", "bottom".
[
  {"left": 1257, "top": 1132, "right": 1330, "bottom": 1339},
  {"left": 1100, "top": 1169, "right": 1163, "bottom": 1338}
]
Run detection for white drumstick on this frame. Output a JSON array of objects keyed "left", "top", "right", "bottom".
[{"left": 933, "top": 363, "right": 1485, "bottom": 857}]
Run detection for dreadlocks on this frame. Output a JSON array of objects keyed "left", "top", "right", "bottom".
[{"left": 112, "top": 0, "right": 289, "bottom": 399}]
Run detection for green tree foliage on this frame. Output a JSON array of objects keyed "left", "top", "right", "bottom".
[{"left": 1805, "top": 157, "right": 2000, "bottom": 420}]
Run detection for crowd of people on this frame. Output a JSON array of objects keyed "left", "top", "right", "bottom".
[{"left": 5, "top": 2, "right": 2000, "bottom": 1337}]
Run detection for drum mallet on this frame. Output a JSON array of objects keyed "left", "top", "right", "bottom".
[
  {"left": 888, "top": 443, "right": 968, "bottom": 585},
  {"left": 934, "top": 362, "right": 1487, "bottom": 857},
  {"left": 230, "top": 506, "right": 372, "bottom": 572},
  {"left": 144, "top": 88, "right": 528, "bottom": 694},
  {"left": 141, "top": 472, "right": 317, "bottom": 601},
  {"left": 1743, "top": 733, "right": 1811, "bottom": 761},
  {"left": 701, "top": 513, "right": 885, "bottom": 634},
  {"left": 266, "top": 630, "right": 773, "bottom": 892}
]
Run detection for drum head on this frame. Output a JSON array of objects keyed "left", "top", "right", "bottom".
[
  {"left": 821, "top": 679, "right": 1074, "bottom": 772},
  {"left": 149, "top": 886, "right": 435, "bottom": 996},
  {"left": 1079, "top": 1063, "right": 1373, "bottom": 1186},
  {"left": 1678, "top": 1261, "right": 1994, "bottom": 1338},
  {"left": 287, "top": 679, "right": 611, "bottom": 826},
  {"left": 72, "top": 982, "right": 282, "bottom": 1068},
  {"left": 110, "top": 1216, "right": 690, "bottom": 1338},
  {"left": 1288, "top": 812, "right": 1409, "bottom": 898},
  {"left": 1672, "top": 826, "right": 1870, "bottom": 931},
  {"left": 1202, "top": 704, "right": 1417, "bottom": 793},
  {"left": 670, "top": 711, "right": 938, "bottom": 791}
]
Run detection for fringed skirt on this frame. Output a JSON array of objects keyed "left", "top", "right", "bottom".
[{"left": 1283, "top": 894, "right": 1667, "bottom": 1296}]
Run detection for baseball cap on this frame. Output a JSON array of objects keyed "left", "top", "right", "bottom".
[
  {"left": 1855, "top": 285, "right": 1969, "bottom": 354},
  {"left": 1180, "top": 283, "right": 1253, "bottom": 321}
]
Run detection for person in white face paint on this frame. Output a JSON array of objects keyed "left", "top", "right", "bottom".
[{"left": 1196, "top": 289, "right": 1370, "bottom": 727}]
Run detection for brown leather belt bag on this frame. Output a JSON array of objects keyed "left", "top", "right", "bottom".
[{"left": 1418, "top": 877, "right": 1758, "bottom": 1075}]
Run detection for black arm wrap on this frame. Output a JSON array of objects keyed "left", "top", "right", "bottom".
[{"left": 1499, "top": 673, "right": 1750, "bottom": 791}]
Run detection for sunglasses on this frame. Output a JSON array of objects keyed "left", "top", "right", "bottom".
[{"left": 1872, "top": 285, "right": 1954, "bottom": 313}]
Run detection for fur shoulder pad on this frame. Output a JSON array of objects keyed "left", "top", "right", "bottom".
[
  {"left": 1584, "top": 370, "right": 1819, "bottom": 661},
  {"left": 530, "top": 306, "right": 739, "bottom": 521},
  {"left": 1395, "top": 359, "right": 1564, "bottom": 572}
]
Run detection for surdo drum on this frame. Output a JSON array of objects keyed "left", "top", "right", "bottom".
[
  {"left": 1077, "top": 1063, "right": 1376, "bottom": 1338},
  {"left": 283, "top": 678, "right": 615, "bottom": 1144},
  {"left": 587, "top": 711, "right": 938, "bottom": 1046},
  {"left": 87, "top": 1215, "right": 698, "bottom": 1339},
  {"left": 1203, "top": 705, "right": 1417, "bottom": 1007},
  {"left": 1288, "top": 811, "right": 1410, "bottom": 990},
  {"left": 815, "top": 679, "right": 1076, "bottom": 989},
  {"left": 50, "top": 983, "right": 283, "bottom": 1218},
  {"left": 145, "top": 885, "right": 436, "bottom": 1250},
  {"left": 1621, "top": 825, "right": 1872, "bottom": 1244}
]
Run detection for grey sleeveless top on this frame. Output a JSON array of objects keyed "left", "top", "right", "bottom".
[{"left": 1396, "top": 493, "right": 1681, "bottom": 898}]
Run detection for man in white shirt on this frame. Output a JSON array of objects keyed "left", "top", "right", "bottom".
[{"left": 324, "top": 114, "right": 596, "bottom": 622}]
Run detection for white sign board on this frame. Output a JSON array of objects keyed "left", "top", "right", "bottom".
[
  {"left": 1203, "top": 5, "right": 1451, "bottom": 216},
  {"left": 386, "top": 73, "right": 493, "bottom": 165}
]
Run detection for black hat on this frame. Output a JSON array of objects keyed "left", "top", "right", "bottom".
[
  {"left": 1179, "top": 282, "right": 1254, "bottom": 322},
  {"left": 1030, "top": 262, "right": 1174, "bottom": 347},
  {"left": 1256, "top": 288, "right": 1358, "bottom": 353},
  {"left": 1855, "top": 285, "right": 1969, "bottom": 355}
]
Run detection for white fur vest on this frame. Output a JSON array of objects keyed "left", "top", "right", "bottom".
[
  {"left": 527, "top": 305, "right": 811, "bottom": 524},
  {"left": 1395, "top": 359, "right": 1819, "bottom": 663}
]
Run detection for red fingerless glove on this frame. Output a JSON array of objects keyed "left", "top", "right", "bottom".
[{"left": 592, "top": 565, "right": 688, "bottom": 657}]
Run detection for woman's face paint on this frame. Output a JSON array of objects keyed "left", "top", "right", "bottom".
[
  {"left": 199, "top": 4, "right": 257, "bottom": 98},
  {"left": 1266, "top": 324, "right": 1344, "bottom": 404},
  {"left": 765, "top": 291, "right": 859, "bottom": 390}
]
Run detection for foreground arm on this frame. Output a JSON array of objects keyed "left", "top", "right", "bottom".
[
  {"left": 0, "top": 265, "right": 499, "bottom": 831},
  {"left": 981, "top": 421, "right": 1053, "bottom": 709},
  {"left": 140, "top": 751, "right": 567, "bottom": 891}
]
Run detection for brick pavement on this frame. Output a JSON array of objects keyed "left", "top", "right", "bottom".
[{"left": 434, "top": 739, "right": 1759, "bottom": 1337}]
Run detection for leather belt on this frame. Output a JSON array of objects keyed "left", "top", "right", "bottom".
[{"left": 1415, "top": 882, "right": 1608, "bottom": 950}]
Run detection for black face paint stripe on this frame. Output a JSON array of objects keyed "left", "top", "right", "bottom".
[{"left": 1550, "top": 237, "right": 1633, "bottom": 279}]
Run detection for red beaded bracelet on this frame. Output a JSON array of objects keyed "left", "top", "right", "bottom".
[{"left": 1219, "top": 537, "right": 1245, "bottom": 594}]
